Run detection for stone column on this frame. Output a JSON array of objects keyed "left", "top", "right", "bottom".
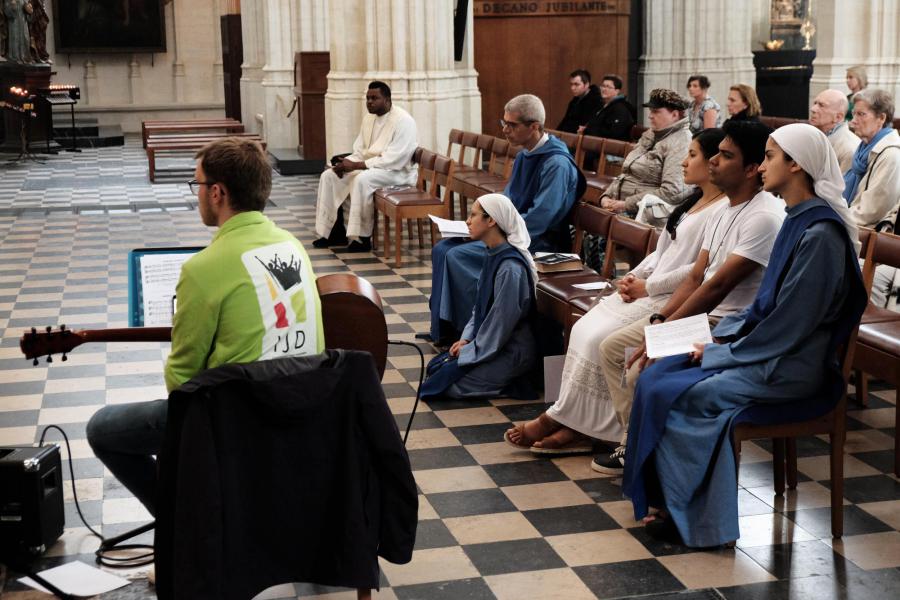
[
  {"left": 638, "top": 0, "right": 756, "bottom": 123},
  {"left": 324, "top": 0, "right": 481, "bottom": 157},
  {"left": 811, "top": 0, "right": 900, "bottom": 102},
  {"left": 240, "top": 0, "right": 328, "bottom": 149}
]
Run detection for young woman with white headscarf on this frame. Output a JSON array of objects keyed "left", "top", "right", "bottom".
[
  {"left": 622, "top": 123, "right": 868, "bottom": 548},
  {"left": 419, "top": 194, "right": 539, "bottom": 400}
]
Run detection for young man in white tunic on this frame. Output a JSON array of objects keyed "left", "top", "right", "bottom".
[{"left": 313, "top": 81, "right": 418, "bottom": 252}]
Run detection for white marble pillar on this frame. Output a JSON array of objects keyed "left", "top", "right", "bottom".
[
  {"left": 324, "top": 0, "right": 481, "bottom": 158},
  {"left": 639, "top": 0, "right": 756, "bottom": 124},
  {"left": 239, "top": 0, "right": 329, "bottom": 149},
  {"left": 811, "top": 0, "right": 900, "bottom": 102}
]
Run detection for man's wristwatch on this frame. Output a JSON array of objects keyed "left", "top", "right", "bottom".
[{"left": 649, "top": 313, "right": 666, "bottom": 324}]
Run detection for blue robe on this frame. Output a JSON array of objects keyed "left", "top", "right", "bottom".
[
  {"left": 421, "top": 243, "right": 537, "bottom": 399},
  {"left": 429, "top": 135, "right": 582, "bottom": 340},
  {"left": 624, "top": 198, "right": 867, "bottom": 548}
]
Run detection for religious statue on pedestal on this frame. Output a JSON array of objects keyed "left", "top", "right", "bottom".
[
  {"left": 1, "top": 0, "right": 34, "bottom": 64},
  {"left": 28, "top": 0, "right": 49, "bottom": 63}
]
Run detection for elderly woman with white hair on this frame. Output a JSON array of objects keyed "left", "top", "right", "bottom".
[
  {"left": 844, "top": 88, "right": 900, "bottom": 230},
  {"left": 623, "top": 123, "right": 867, "bottom": 548},
  {"left": 420, "top": 194, "right": 539, "bottom": 400}
]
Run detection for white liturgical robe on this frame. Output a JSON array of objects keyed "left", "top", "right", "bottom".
[{"left": 315, "top": 106, "right": 418, "bottom": 240}]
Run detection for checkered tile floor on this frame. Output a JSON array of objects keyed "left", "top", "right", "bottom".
[{"left": 1, "top": 139, "right": 899, "bottom": 599}]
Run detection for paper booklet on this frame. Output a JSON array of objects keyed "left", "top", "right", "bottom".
[
  {"left": 428, "top": 215, "right": 470, "bottom": 238},
  {"left": 644, "top": 313, "right": 713, "bottom": 359}
]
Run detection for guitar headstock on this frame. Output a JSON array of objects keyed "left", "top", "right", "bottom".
[{"left": 20, "top": 325, "right": 82, "bottom": 365}]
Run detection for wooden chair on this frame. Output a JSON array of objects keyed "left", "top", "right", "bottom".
[
  {"left": 547, "top": 129, "right": 582, "bottom": 159},
  {"left": 375, "top": 153, "right": 455, "bottom": 267},
  {"left": 445, "top": 128, "right": 464, "bottom": 158},
  {"left": 853, "top": 229, "right": 900, "bottom": 474},
  {"left": 629, "top": 124, "right": 648, "bottom": 141},
  {"left": 732, "top": 230, "right": 876, "bottom": 539},
  {"left": 450, "top": 135, "right": 509, "bottom": 215}
]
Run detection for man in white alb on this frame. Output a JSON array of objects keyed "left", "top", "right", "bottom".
[{"left": 313, "top": 81, "right": 418, "bottom": 252}]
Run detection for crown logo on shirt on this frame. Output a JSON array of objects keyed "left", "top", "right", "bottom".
[{"left": 255, "top": 253, "right": 302, "bottom": 291}]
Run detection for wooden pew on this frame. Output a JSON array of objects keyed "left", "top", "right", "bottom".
[
  {"left": 141, "top": 118, "right": 245, "bottom": 148},
  {"left": 145, "top": 132, "right": 266, "bottom": 182}
]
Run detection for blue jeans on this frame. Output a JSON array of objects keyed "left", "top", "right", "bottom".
[{"left": 86, "top": 399, "right": 167, "bottom": 516}]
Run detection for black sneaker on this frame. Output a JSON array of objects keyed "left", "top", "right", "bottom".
[
  {"left": 346, "top": 237, "right": 372, "bottom": 253},
  {"left": 312, "top": 237, "right": 331, "bottom": 249},
  {"left": 591, "top": 445, "right": 625, "bottom": 474}
]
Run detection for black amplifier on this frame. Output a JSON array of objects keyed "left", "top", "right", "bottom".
[{"left": 0, "top": 445, "right": 64, "bottom": 557}]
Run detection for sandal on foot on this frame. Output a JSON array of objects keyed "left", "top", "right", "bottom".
[{"left": 530, "top": 429, "right": 593, "bottom": 455}]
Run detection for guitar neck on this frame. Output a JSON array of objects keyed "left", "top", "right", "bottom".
[{"left": 79, "top": 327, "right": 173, "bottom": 344}]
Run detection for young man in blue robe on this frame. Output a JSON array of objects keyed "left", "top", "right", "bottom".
[
  {"left": 427, "top": 94, "right": 584, "bottom": 343},
  {"left": 624, "top": 124, "right": 867, "bottom": 548},
  {"left": 420, "top": 194, "right": 538, "bottom": 400}
]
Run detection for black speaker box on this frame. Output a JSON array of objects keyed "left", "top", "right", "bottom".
[{"left": 0, "top": 445, "right": 64, "bottom": 557}]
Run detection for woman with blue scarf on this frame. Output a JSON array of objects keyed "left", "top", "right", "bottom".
[
  {"left": 843, "top": 89, "right": 900, "bottom": 229},
  {"left": 420, "top": 194, "right": 539, "bottom": 400},
  {"left": 623, "top": 124, "right": 867, "bottom": 547}
]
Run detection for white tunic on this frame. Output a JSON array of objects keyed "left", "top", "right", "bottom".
[{"left": 315, "top": 106, "right": 418, "bottom": 239}]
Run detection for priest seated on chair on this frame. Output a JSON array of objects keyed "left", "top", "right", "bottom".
[
  {"left": 87, "top": 137, "right": 325, "bottom": 517},
  {"left": 313, "top": 81, "right": 419, "bottom": 253},
  {"left": 428, "top": 93, "right": 585, "bottom": 344}
]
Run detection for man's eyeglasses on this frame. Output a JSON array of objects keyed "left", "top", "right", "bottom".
[
  {"left": 499, "top": 119, "right": 534, "bottom": 129},
  {"left": 188, "top": 179, "right": 216, "bottom": 195}
]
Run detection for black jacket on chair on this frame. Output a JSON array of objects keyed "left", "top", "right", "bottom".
[
  {"left": 154, "top": 350, "right": 417, "bottom": 600},
  {"left": 582, "top": 96, "right": 636, "bottom": 141}
]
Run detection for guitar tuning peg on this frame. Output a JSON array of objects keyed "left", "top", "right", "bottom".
[
  {"left": 46, "top": 355, "right": 52, "bottom": 364},
  {"left": 45, "top": 326, "right": 52, "bottom": 333},
  {"left": 60, "top": 324, "right": 67, "bottom": 332},
  {"left": 32, "top": 357, "right": 39, "bottom": 366},
  {"left": 61, "top": 353, "right": 68, "bottom": 362},
  {"left": 31, "top": 327, "right": 37, "bottom": 335}
]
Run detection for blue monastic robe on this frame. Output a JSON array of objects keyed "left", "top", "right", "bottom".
[
  {"left": 421, "top": 242, "right": 537, "bottom": 399},
  {"left": 428, "top": 135, "right": 582, "bottom": 340},
  {"left": 623, "top": 198, "right": 867, "bottom": 548}
]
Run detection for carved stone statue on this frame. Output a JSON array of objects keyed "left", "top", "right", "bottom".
[
  {"left": 28, "top": 0, "right": 48, "bottom": 63},
  {"left": 2, "top": 0, "right": 32, "bottom": 63}
]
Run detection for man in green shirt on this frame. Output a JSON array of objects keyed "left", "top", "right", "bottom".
[{"left": 87, "top": 138, "right": 324, "bottom": 515}]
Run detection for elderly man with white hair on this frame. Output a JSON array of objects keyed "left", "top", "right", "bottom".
[
  {"left": 427, "top": 94, "right": 583, "bottom": 343},
  {"left": 809, "top": 89, "right": 861, "bottom": 172}
]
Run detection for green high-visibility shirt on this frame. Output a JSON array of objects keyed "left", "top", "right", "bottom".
[{"left": 164, "top": 211, "right": 324, "bottom": 392}]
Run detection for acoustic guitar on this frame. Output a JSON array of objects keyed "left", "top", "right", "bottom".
[{"left": 19, "top": 273, "right": 389, "bottom": 379}]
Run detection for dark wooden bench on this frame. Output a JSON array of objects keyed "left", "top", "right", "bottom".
[
  {"left": 145, "top": 132, "right": 265, "bottom": 182},
  {"left": 141, "top": 118, "right": 245, "bottom": 148}
]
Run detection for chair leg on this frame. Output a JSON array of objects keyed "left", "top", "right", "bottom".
[
  {"left": 772, "top": 438, "right": 786, "bottom": 497},
  {"left": 830, "top": 430, "right": 844, "bottom": 538},
  {"left": 786, "top": 438, "right": 798, "bottom": 489},
  {"left": 895, "top": 387, "right": 899, "bottom": 477},
  {"left": 417, "top": 219, "right": 425, "bottom": 247},
  {"left": 382, "top": 211, "right": 391, "bottom": 261},
  {"left": 407, "top": 219, "right": 414, "bottom": 242},
  {"left": 372, "top": 210, "right": 379, "bottom": 251},
  {"left": 394, "top": 216, "right": 403, "bottom": 268},
  {"left": 854, "top": 370, "right": 869, "bottom": 407}
]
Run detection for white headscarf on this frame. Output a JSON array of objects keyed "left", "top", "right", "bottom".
[
  {"left": 770, "top": 123, "right": 861, "bottom": 255},
  {"left": 477, "top": 193, "right": 538, "bottom": 282}
]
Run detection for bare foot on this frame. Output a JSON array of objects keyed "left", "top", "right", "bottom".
[
  {"left": 505, "top": 413, "right": 561, "bottom": 447},
  {"left": 532, "top": 426, "right": 589, "bottom": 449}
]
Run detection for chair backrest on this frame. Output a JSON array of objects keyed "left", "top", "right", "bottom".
[
  {"left": 548, "top": 129, "right": 580, "bottom": 155},
  {"left": 647, "top": 226, "right": 662, "bottom": 254},
  {"left": 411, "top": 147, "right": 424, "bottom": 165},
  {"left": 415, "top": 149, "right": 438, "bottom": 190},
  {"left": 572, "top": 202, "right": 614, "bottom": 255},
  {"left": 576, "top": 135, "right": 606, "bottom": 172},
  {"left": 600, "top": 139, "right": 631, "bottom": 176},
  {"left": 490, "top": 137, "right": 510, "bottom": 175},
  {"left": 460, "top": 131, "right": 480, "bottom": 166},
  {"left": 629, "top": 125, "right": 647, "bottom": 141},
  {"left": 432, "top": 154, "right": 456, "bottom": 205},
  {"left": 601, "top": 216, "right": 653, "bottom": 278},
  {"left": 476, "top": 134, "right": 495, "bottom": 168},
  {"left": 862, "top": 229, "right": 900, "bottom": 296},
  {"left": 446, "top": 129, "right": 463, "bottom": 157}
]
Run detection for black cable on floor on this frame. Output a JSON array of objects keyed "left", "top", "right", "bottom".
[
  {"left": 387, "top": 340, "right": 426, "bottom": 445},
  {"left": 38, "top": 425, "right": 154, "bottom": 569}
]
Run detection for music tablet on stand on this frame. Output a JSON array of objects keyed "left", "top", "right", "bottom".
[{"left": 128, "top": 247, "right": 204, "bottom": 327}]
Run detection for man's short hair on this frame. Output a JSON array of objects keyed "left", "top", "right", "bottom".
[
  {"left": 855, "top": 88, "right": 895, "bottom": 125},
  {"left": 368, "top": 80, "right": 391, "bottom": 99},
  {"left": 601, "top": 74, "right": 623, "bottom": 90},
  {"left": 569, "top": 69, "right": 591, "bottom": 84},
  {"left": 195, "top": 138, "right": 272, "bottom": 212},
  {"left": 687, "top": 74, "right": 711, "bottom": 90},
  {"left": 504, "top": 94, "right": 546, "bottom": 127},
  {"left": 722, "top": 120, "right": 773, "bottom": 168}
]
